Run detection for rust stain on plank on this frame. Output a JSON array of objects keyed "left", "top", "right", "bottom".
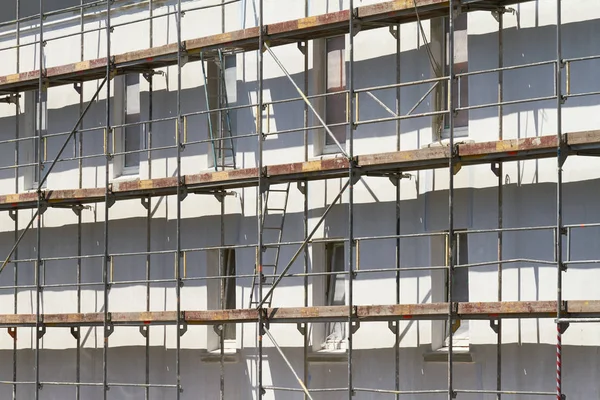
[
  {"left": 358, "top": 0, "right": 445, "bottom": 18},
  {"left": 359, "top": 147, "right": 449, "bottom": 167},
  {"left": 459, "top": 136, "right": 558, "bottom": 157}
]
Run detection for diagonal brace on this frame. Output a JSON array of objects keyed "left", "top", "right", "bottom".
[
  {"left": 0, "top": 78, "right": 107, "bottom": 277},
  {"left": 258, "top": 179, "right": 350, "bottom": 308},
  {"left": 263, "top": 43, "right": 348, "bottom": 158},
  {"left": 37, "top": 77, "right": 107, "bottom": 191},
  {"left": 0, "top": 208, "right": 41, "bottom": 275},
  {"left": 263, "top": 328, "right": 315, "bottom": 400}
]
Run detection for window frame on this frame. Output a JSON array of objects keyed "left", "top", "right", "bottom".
[
  {"left": 433, "top": 12, "right": 469, "bottom": 140},
  {"left": 322, "top": 241, "right": 347, "bottom": 349},
  {"left": 26, "top": 89, "right": 48, "bottom": 190},
  {"left": 206, "top": 54, "right": 237, "bottom": 169},
  {"left": 322, "top": 35, "right": 348, "bottom": 155},
  {"left": 121, "top": 73, "right": 141, "bottom": 176},
  {"left": 206, "top": 248, "right": 238, "bottom": 353}
]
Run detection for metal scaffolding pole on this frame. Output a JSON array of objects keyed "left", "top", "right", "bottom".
[
  {"left": 143, "top": 4, "right": 154, "bottom": 400},
  {"left": 219, "top": 191, "right": 226, "bottom": 400},
  {"left": 394, "top": 20, "right": 402, "bottom": 400},
  {"left": 302, "top": 3, "right": 309, "bottom": 399},
  {"left": 257, "top": 0, "right": 265, "bottom": 397},
  {"left": 496, "top": 8, "right": 504, "bottom": 400},
  {"left": 175, "top": 0, "right": 185, "bottom": 398},
  {"left": 447, "top": 1, "right": 456, "bottom": 399},
  {"left": 102, "top": 0, "right": 112, "bottom": 398},
  {"left": 348, "top": 1, "right": 356, "bottom": 399},
  {"left": 35, "top": 1, "right": 45, "bottom": 399},
  {"left": 75, "top": 2, "right": 85, "bottom": 399},
  {"left": 555, "top": 1, "right": 565, "bottom": 400},
  {"left": 12, "top": 1, "right": 21, "bottom": 398}
]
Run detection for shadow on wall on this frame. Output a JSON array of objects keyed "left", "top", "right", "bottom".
[
  {"left": 0, "top": 178, "right": 599, "bottom": 305},
  {"left": 0, "top": 344, "right": 592, "bottom": 399}
]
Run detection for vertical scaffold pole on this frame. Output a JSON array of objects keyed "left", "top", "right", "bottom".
[
  {"left": 394, "top": 20, "right": 402, "bottom": 400},
  {"left": 555, "top": 0, "right": 565, "bottom": 399},
  {"left": 447, "top": 0, "right": 455, "bottom": 399},
  {"left": 496, "top": 8, "right": 504, "bottom": 400},
  {"left": 348, "top": 0, "right": 356, "bottom": 399},
  {"left": 13, "top": 1, "right": 21, "bottom": 399},
  {"left": 144, "top": 2, "right": 154, "bottom": 400},
  {"left": 257, "top": 0, "right": 265, "bottom": 399},
  {"left": 302, "top": 3, "right": 309, "bottom": 399},
  {"left": 76, "top": 2, "right": 85, "bottom": 399},
  {"left": 175, "top": 0, "right": 184, "bottom": 398},
  {"left": 102, "top": 0, "right": 112, "bottom": 398},
  {"left": 35, "top": 1, "right": 45, "bottom": 399}
]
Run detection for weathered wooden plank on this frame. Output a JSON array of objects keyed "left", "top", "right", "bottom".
[
  {"left": 0, "top": 301, "right": 597, "bottom": 327},
  {"left": 0, "top": 130, "right": 599, "bottom": 210},
  {"left": 0, "top": 0, "right": 533, "bottom": 93}
]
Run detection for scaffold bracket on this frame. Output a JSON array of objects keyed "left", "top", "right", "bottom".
[
  {"left": 388, "top": 320, "right": 398, "bottom": 334},
  {"left": 7, "top": 327, "right": 16, "bottom": 340},
  {"left": 491, "top": 162, "right": 501, "bottom": 177},
  {"left": 296, "top": 181, "right": 306, "bottom": 195},
  {"left": 389, "top": 25, "right": 399, "bottom": 39},
  {"left": 557, "top": 138, "right": 568, "bottom": 168},
  {"left": 37, "top": 325, "right": 46, "bottom": 339},
  {"left": 178, "top": 185, "right": 188, "bottom": 201},
  {"left": 389, "top": 173, "right": 411, "bottom": 186},
  {"left": 558, "top": 321, "right": 570, "bottom": 334},
  {"left": 214, "top": 191, "right": 226, "bottom": 203},
  {"left": 73, "top": 82, "right": 82, "bottom": 95},
  {"left": 296, "top": 322, "right": 306, "bottom": 336},
  {"left": 141, "top": 197, "right": 150, "bottom": 210},
  {"left": 213, "top": 324, "right": 223, "bottom": 337},
  {"left": 139, "top": 325, "right": 148, "bottom": 338},
  {"left": 8, "top": 209, "right": 16, "bottom": 221},
  {"left": 70, "top": 326, "right": 80, "bottom": 340},
  {"left": 179, "top": 319, "right": 188, "bottom": 337},
  {"left": 297, "top": 41, "right": 307, "bottom": 55},
  {"left": 489, "top": 319, "right": 499, "bottom": 333}
]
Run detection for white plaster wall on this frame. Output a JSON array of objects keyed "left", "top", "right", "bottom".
[
  {"left": 0, "top": 345, "right": 596, "bottom": 399},
  {"left": 0, "top": 0, "right": 598, "bottom": 381}
]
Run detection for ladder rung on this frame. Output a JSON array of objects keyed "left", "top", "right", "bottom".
[
  {"left": 268, "top": 189, "right": 289, "bottom": 193},
  {"left": 266, "top": 208, "right": 286, "bottom": 212}
]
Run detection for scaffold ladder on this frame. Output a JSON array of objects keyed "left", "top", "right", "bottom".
[
  {"left": 249, "top": 182, "right": 292, "bottom": 308},
  {"left": 201, "top": 49, "right": 236, "bottom": 171}
]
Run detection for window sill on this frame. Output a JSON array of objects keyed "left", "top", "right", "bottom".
[
  {"left": 423, "top": 345, "right": 473, "bottom": 363},
  {"left": 200, "top": 348, "right": 240, "bottom": 363},
  {"left": 111, "top": 173, "right": 140, "bottom": 183},
  {"left": 421, "top": 136, "right": 475, "bottom": 149},
  {"left": 309, "top": 152, "right": 346, "bottom": 162},
  {"left": 307, "top": 348, "right": 348, "bottom": 363}
]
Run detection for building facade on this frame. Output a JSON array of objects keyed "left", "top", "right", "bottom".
[{"left": 0, "top": 0, "right": 599, "bottom": 398}]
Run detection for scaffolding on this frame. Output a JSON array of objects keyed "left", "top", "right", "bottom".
[{"left": 0, "top": 0, "right": 599, "bottom": 399}]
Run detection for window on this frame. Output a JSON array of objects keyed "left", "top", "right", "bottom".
[
  {"left": 207, "top": 55, "right": 236, "bottom": 169},
  {"left": 26, "top": 89, "right": 48, "bottom": 190},
  {"left": 221, "top": 248, "right": 236, "bottom": 342},
  {"left": 323, "top": 242, "right": 346, "bottom": 348},
  {"left": 443, "top": 231, "right": 469, "bottom": 348},
  {"left": 436, "top": 12, "right": 469, "bottom": 138},
  {"left": 323, "top": 36, "right": 347, "bottom": 153},
  {"left": 122, "top": 73, "right": 141, "bottom": 174},
  {"left": 206, "top": 248, "right": 237, "bottom": 352}
]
